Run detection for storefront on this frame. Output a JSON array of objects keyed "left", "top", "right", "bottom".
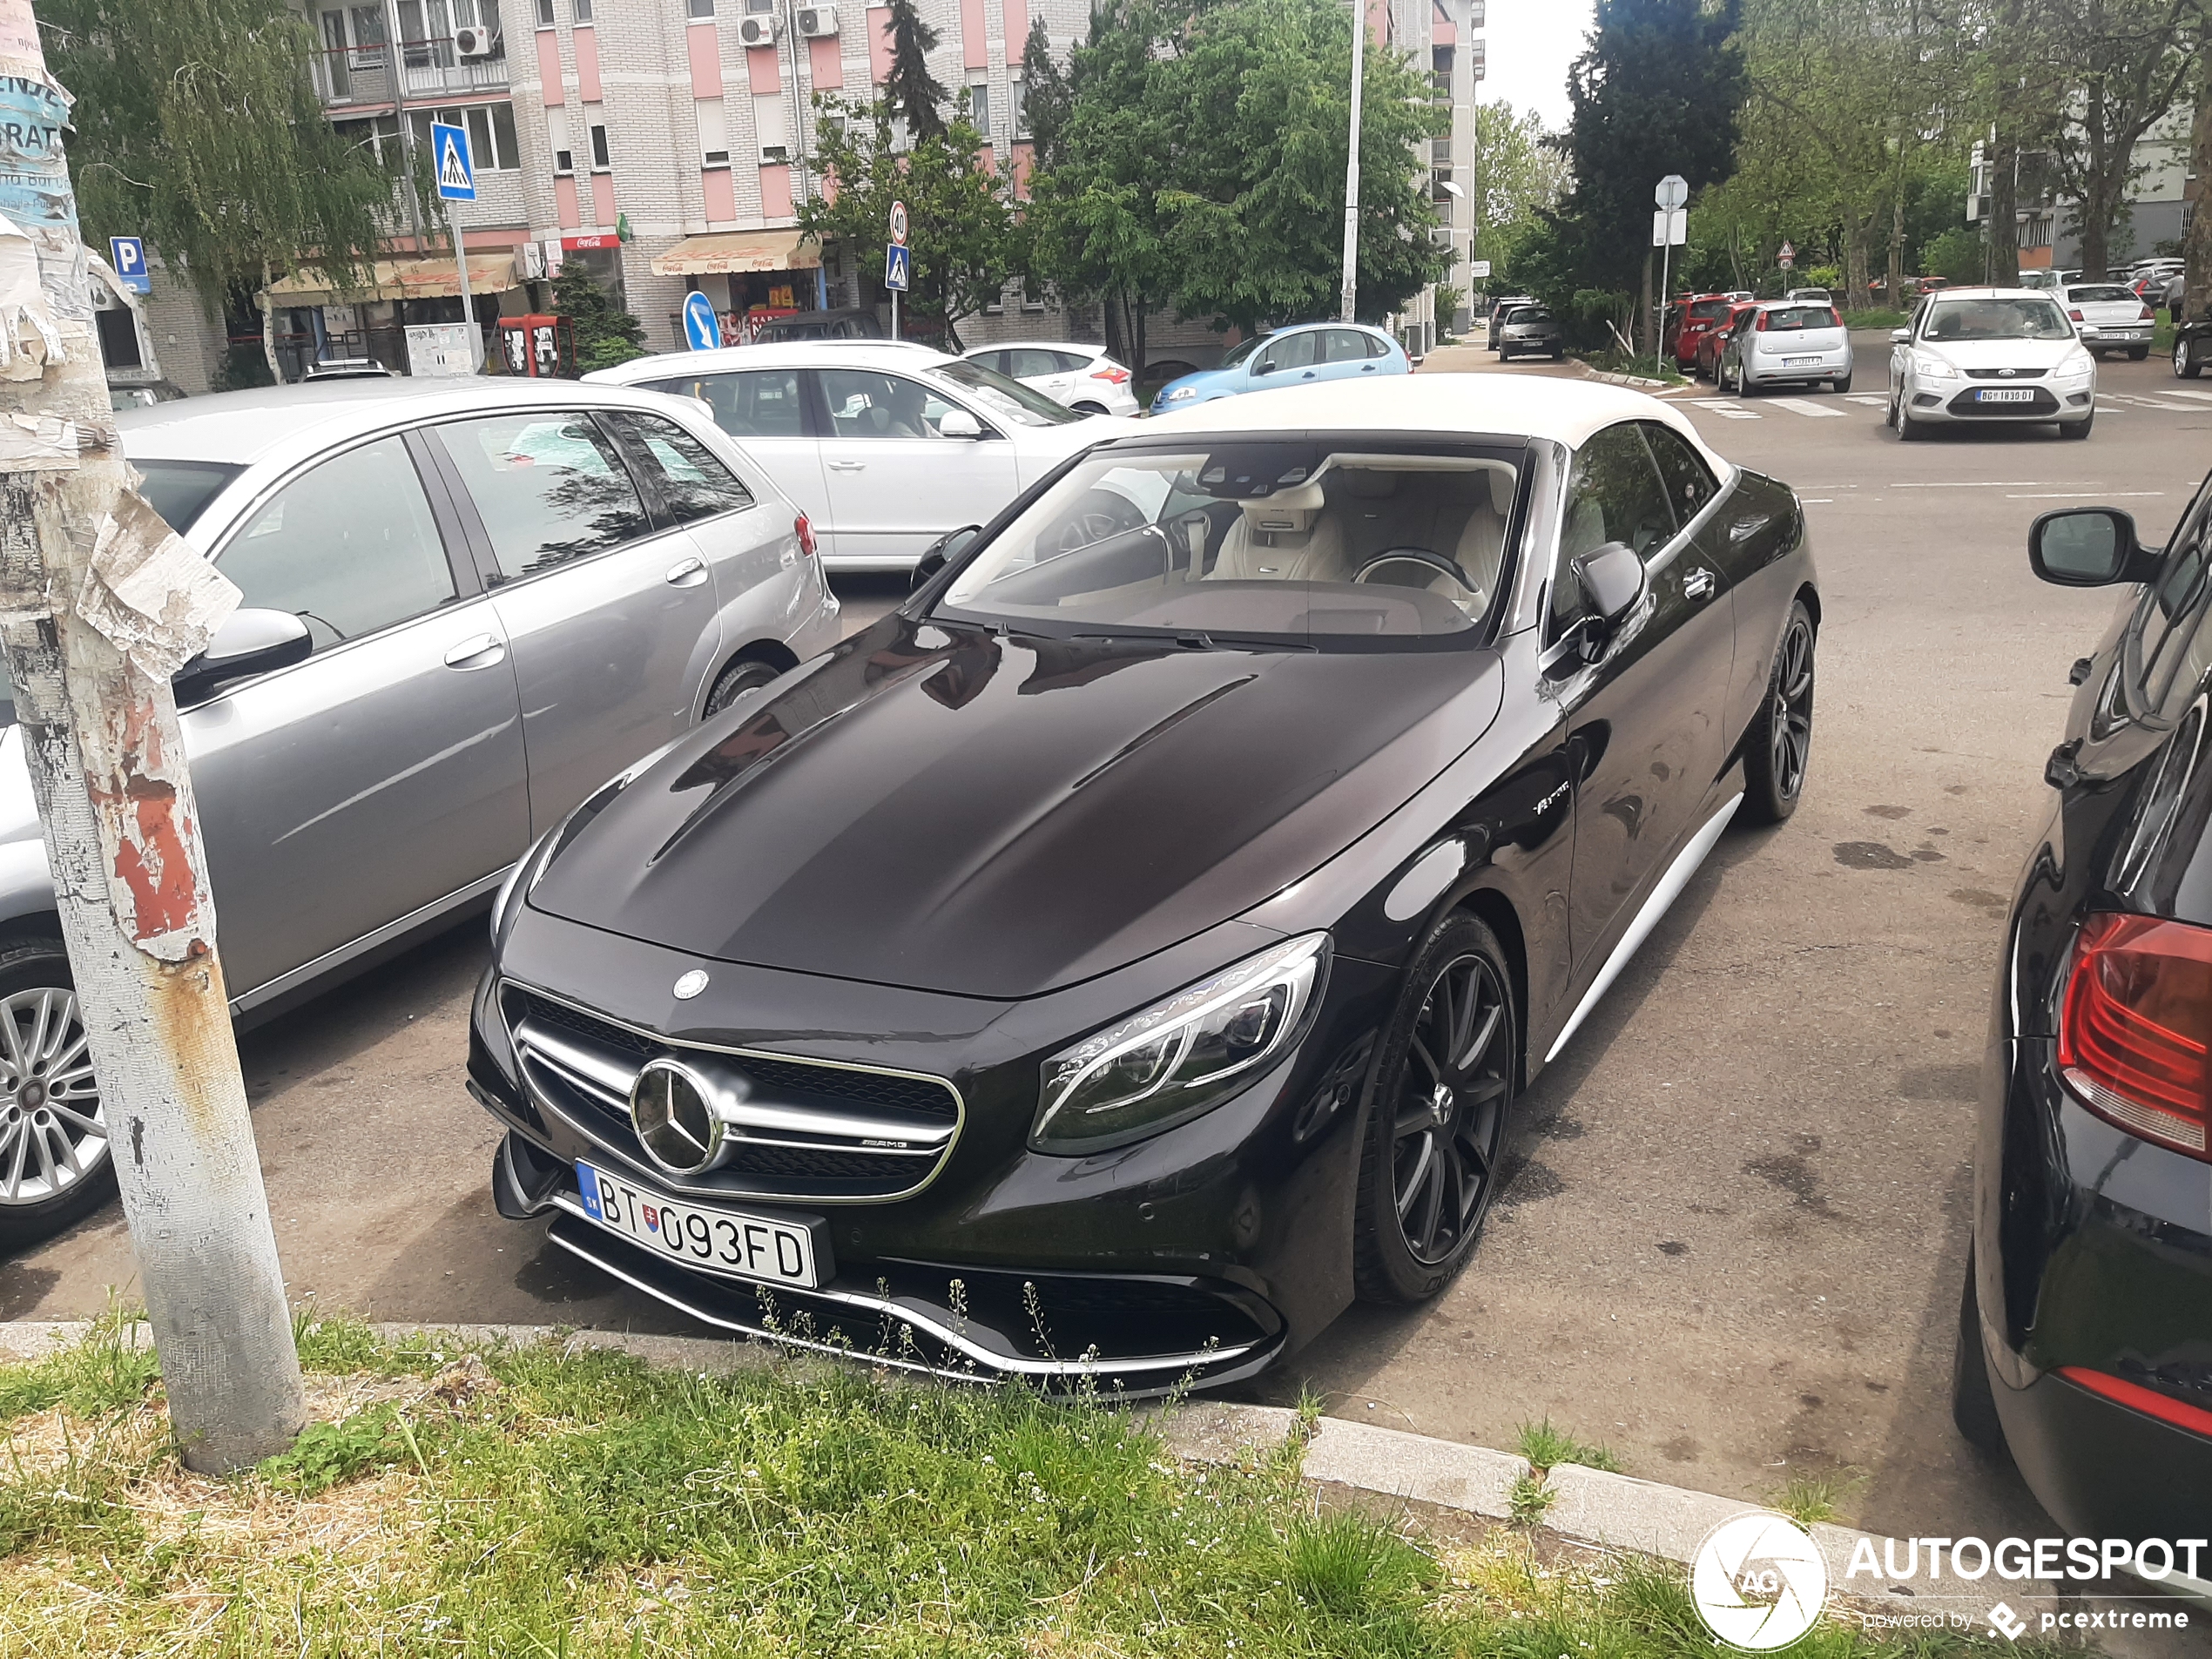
[
  {"left": 259, "top": 250, "right": 521, "bottom": 376},
  {"left": 650, "top": 230, "right": 825, "bottom": 345}
]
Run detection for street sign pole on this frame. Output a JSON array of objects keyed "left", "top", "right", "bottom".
[
  {"left": 0, "top": 0, "right": 306, "bottom": 1471},
  {"left": 431, "top": 121, "right": 481, "bottom": 370},
  {"left": 449, "top": 203, "right": 478, "bottom": 371},
  {"left": 887, "top": 199, "right": 908, "bottom": 341},
  {"left": 1654, "top": 175, "right": 1688, "bottom": 370},
  {"left": 1339, "top": 0, "right": 1366, "bottom": 323}
]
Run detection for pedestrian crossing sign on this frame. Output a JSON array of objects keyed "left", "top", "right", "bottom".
[{"left": 432, "top": 121, "right": 475, "bottom": 201}]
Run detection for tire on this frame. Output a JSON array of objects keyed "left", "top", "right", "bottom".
[
  {"left": 1739, "top": 601, "right": 1815, "bottom": 826},
  {"left": 703, "top": 657, "right": 785, "bottom": 718},
  {"left": 0, "top": 941, "right": 115, "bottom": 1250},
  {"left": 1550, "top": 345, "right": 1565, "bottom": 361},
  {"left": 1734, "top": 363, "right": 1758, "bottom": 399},
  {"left": 1831, "top": 372, "right": 1852, "bottom": 394},
  {"left": 2059, "top": 410, "right": 2094, "bottom": 440},
  {"left": 2176, "top": 334, "right": 2203, "bottom": 378},
  {"left": 1353, "top": 913, "right": 1516, "bottom": 1305},
  {"left": 1894, "top": 395, "right": 1926, "bottom": 441},
  {"left": 1952, "top": 1248, "right": 2008, "bottom": 1453},
  {"left": 2128, "top": 346, "right": 2149, "bottom": 361}
]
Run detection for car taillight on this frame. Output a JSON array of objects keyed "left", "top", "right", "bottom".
[
  {"left": 2141, "top": 306, "right": 2156, "bottom": 320},
  {"left": 2058, "top": 1366, "right": 2212, "bottom": 1437},
  {"left": 2057, "top": 912, "right": 2212, "bottom": 1160},
  {"left": 1754, "top": 313, "right": 1769, "bottom": 331},
  {"left": 2068, "top": 308, "right": 2085, "bottom": 321},
  {"left": 1828, "top": 308, "right": 1842, "bottom": 327},
  {"left": 1090, "top": 365, "right": 1131, "bottom": 383},
  {"left": 794, "top": 513, "right": 816, "bottom": 559}
]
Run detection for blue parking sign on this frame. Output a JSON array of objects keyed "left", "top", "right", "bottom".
[{"left": 108, "top": 235, "right": 149, "bottom": 294}]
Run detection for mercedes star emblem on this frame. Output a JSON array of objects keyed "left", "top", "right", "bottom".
[{"left": 672, "top": 969, "right": 710, "bottom": 1000}]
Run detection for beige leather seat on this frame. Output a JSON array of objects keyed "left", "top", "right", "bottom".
[
  {"left": 1450, "top": 466, "right": 1515, "bottom": 598},
  {"left": 1210, "top": 483, "right": 1352, "bottom": 583}
]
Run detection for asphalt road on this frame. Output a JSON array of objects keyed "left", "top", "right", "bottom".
[{"left": 3, "top": 343, "right": 2202, "bottom": 1560}]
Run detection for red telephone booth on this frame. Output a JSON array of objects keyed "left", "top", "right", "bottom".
[{"left": 498, "top": 314, "right": 574, "bottom": 377}]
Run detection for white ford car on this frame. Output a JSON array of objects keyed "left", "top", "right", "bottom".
[
  {"left": 1886, "top": 287, "right": 2096, "bottom": 441},
  {"left": 588, "top": 344, "right": 1136, "bottom": 570}
]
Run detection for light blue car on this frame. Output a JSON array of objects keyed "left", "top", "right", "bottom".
[{"left": 1150, "top": 321, "right": 1412, "bottom": 414}]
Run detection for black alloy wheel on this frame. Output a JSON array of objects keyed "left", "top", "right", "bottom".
[
  {"left": 1354, "top": 914, "right": 1515, "bottom": 1303},
  {"left": 2175, "top": 335, "right": 2202, "bottom": 379},
  {"left": 704, "top": 657, "right": 784, "bottom": 718},
  {"left": 0, "top": 940, "right": 113, "bottom": 1248},
  {"left": 1742, "top": 601, "right": 1815, "bottom": 826}
]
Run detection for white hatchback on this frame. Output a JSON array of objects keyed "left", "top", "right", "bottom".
[
  {"left": 1886, "top": 287, "right": 2095, "bottom": 440},
  {"left": 588, "top": 344, "right": 1136, "bottom": 570},
  {"left": 961, "top": 341, "right": 1142, "bottom": 417},
  {"left": 2056, "top": 282, "right": 2156, "bottom": 360}
]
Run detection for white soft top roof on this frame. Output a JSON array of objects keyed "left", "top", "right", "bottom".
[
  {"left": 1137, "top": 373, "right": 1726, "bottom": 463},
  {"left": 585, "top": 341, "right": 955, "bottom": 384}
]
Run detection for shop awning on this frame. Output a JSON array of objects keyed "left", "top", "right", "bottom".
[
  {"left": 259, "top": 251, "right": 522, "bottom": 307},
  {"left": 651, "top": 230, "right": 819, "bottom": 276}
]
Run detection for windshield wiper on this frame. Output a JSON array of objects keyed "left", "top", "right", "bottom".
[{"left": 1069, "top": 628, "right": 1317, "bottom": 652}]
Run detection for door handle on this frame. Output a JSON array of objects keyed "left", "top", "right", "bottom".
[
  {"left": 442, "top": 632, "right": 507, "bottom": 670},
  {"left": 1683, "top": 569, "right": 1716, "bottom": 600},
  {"left": 826, "top": 459, "right": 867, "bottom": 473},
  {"left": 664, "top": 556, "right": 709, "bottom": 588},
  {"left": 1301, "top": 371, "right": 1317, "bottom": 380},
  {"left": 1361, "top": 364, "right": 1378, "bottom": 371}
]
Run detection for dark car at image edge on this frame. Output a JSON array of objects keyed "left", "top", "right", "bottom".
[
  {"left": 1954, "top": 493, "right": 2212, "bottom": 1585},
  {"left": 465, "top": 376, "right": 1820, "bottom": 1393}
]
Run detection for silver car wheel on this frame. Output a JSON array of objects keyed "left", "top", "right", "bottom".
[{"left": 0, "top": 987, "right": 105, "bottom": 1206}]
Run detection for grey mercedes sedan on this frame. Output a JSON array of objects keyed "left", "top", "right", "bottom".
[{"left": 0, "top": 378, "right": 841, "bottom": 1245}]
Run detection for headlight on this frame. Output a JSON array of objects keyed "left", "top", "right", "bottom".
[
  {"left": 2057, "top": 349, "right": 2094, "bottom": 377},
  {"left": 1912, "top": 354, "right": 1958, "bottom": 381},
  {"left": 1164, "top": 386, "right": 1199, "bottom": 401},
  {"left": 1031, "top": 933, "right": 1329, "bottom": 1154}
]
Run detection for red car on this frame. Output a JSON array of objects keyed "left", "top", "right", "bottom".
[
  {"left": 1669, "top": 293, "right": 1741, "bottom": 370},
  {"left": 1694, "top": 300, "right": 1758, "bottom": 380}
]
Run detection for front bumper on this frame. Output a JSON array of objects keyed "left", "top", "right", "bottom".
[
  {"left": 1908, "top": 382, "right": 2091, "bottom": 421},
  {"left": 469, "top": 905, "right": 1394, "bottom": 1390}
]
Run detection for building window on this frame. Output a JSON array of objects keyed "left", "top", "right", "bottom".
[
  {"left": 574, "top": 0, "right": 593, "bottom": 17},
  {"left": 688, "top": 0, "right": 714, "bottom": 16},
  {"left": 755, "top": 94, "right": 788, "bottom": 163},
  {"left": 550, "top": 107, "right": 573, "bottom": 172},
  {"left": 590, "top": 122, "right": 610, "bottom": 169},
  {"left": 1011, "top": 77, "right": 1028, "bottom": 138},
  {"left": 965, "top": 83, "right": 989, "bottom": 135},
  {"left": 408, "top": 104, "right": 522, "bottom": 171},
  {"left": 334, "top": 112, "right": 405, "bottom": 164},
  {"left": 698, "top": 98, "right": 730, "bottom": 167},
  {"left": 535, "top": 0, "right": 554, "bottom": 24}
]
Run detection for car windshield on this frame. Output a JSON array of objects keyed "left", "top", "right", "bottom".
[
  {"left": 1220, "top": 336, "right": 1264, "bottom": 369},
  {"left": 934, "top": 440, "right": 1522, "bottom": 646},
  {"left": 1764, "top": 306, "right": 1837, "bottom": 332},
  {"left": 2067, "top": 285, "right": 2135, "bottom": 305},
  {"left": 923, "top": 358, "right": 1085, "bottom": 426},
  {"left": 134, "top": 460, "right": 244, "bottom": 533},
  {"left": 1688, "top": 300, "right": 1731, "bottom": 320},
  {"left": 1924, "top": 297, "right": 2073, "bottom": 342},
  {"left": 1508, "top": 309, "right": 1551, "bottom": 324}
]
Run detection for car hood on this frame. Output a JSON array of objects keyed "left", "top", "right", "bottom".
[
  {"left": 529, "top": 615, "right": 1505, "bottom": 998},
  {"left": 1915, "top": 337, "right": 2084, "bottom": 369}
]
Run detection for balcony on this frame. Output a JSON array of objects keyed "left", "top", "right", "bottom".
[
  {"left": 1430, "top": 137, "right": 1453, "bottom": 165},
  {"left": 313, "top": 36, "right": 509, "bottom": 106},
  {"left": 1431, "top": 70, "right": 1452, "bottom": 101}
]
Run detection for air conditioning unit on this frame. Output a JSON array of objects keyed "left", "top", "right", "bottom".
[
  {"left": 454, "top": 24, "right": 495, "bottom": 56},
  {"left": 1428, "top": 226, "right": 1456, "bottom": 247},
  {"left": 759, "top": 142, "right": 791, "bottom": 165},
  {"left": 796, "top": 4, "right": 839, "bottom": 36},
  {"left": 738, "top": 13, "right": 779, "bottom": 45},
  {"left": 519, "top": 239, "right": 547, "bottom": 279}
]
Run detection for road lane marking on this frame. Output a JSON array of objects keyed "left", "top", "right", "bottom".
[
  {"left": 1844, "top": 395, "right": 1889, "bottom": 406},
  {"left": 2103, "top": 393, "right": 2195, "bottom": 409},
  {"left": 2161, "top": 388, "right": 2212, "bottom": 402},
  {"left": 1894, "top": 480, "right": 2067, "bottom": 488},
  {"left": 2006, "top": 490, "right": 2164, "bottom": 499},
  {"left": 1765, "top": 398, "right": 1847, "bottom": 417}
]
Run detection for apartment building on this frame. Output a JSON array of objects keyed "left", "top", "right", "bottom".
[{"left": 145, "top": 0, "right": 1478, "bottom": 386}]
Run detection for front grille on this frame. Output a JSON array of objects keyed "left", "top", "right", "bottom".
[
  {"left": 501, "top": 983, "right": 962, "bottom": 1202},
  {"left": 1964, "top": 368, "right": 2046, "bottom": 380},
  {"left": 1947, "top": 387, "right": 2059, "bottom": 416}
]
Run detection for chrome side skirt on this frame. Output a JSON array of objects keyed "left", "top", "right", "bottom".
[{"left": 1543, "top": 793, "right": 1743, "bottom": 1064}]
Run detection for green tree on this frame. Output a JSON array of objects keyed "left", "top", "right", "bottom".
[
  {"left": 2044, "top": 0, "right": 2196, "bottom": 279},
  {"left": 552, "top": 263, "right": 644, "bottom": 374},
  {"left": 881, "top": 0, "right": 948, "bottom": 144},
  {"left": 42, "top": 0, "right": 403, "bottom": 381},
  {"left": 1019, "top": 16, "right": 1074, "bottom": 168},
  {"left": 800, "top": 101, "right": 1013, "bottom": 346},
  {"left": 1545, "top": 0, "right": 1745, "bottom": 346},
  {"left": 1469, "top": 101, "right": 1569, "bottom": 284}
]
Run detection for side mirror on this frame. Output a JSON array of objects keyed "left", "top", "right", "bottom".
[
  {"left": 936, "top": 408, "right": 985, "bottom": 439},
  {"left": 2029, "top": 508, "right": 2160, "bottom": 587},
  {"left": 912, "top": 523, "right": 982, "bottom": 592},
  {"left": 1254, "top": 359, "right": 1278, "bottom": 376},
  {"left": 1571, "top": 541, "right": 1647, "bottom": 625},
  {"left": 1890, "top": 327, "right": 1911, "bottom": 346},
  {"left": 173, "top": 607, "right": 312, "bottom": 707}
]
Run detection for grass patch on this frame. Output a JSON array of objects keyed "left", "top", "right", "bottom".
[
  {"left": 1515, "top": 1416, "right": 1622, "bottom": 1474},
  {"left": 1771, "top": 1467, "right": 1865, "bottom": 1527},
  {"left": 0, "top": 1324, "right": 2054, "bottom": 1656},
  {"left": 1575, "top": 349, "right": 1689, "bottom": 384},
  {"left": 1842, "top": 307, "right": 1908, "bottom": 331}
]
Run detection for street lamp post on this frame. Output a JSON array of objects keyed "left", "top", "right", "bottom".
[{"left": 1339, "top": 0, "right": 1366, "bottom": 323}]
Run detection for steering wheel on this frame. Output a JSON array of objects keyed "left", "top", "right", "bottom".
[
  {"left": 1352, "top": 547, "right": 1474, "bottom": 591},
  {"left": 1045, "top": 488, "right": 1150, "bottom": 556}
]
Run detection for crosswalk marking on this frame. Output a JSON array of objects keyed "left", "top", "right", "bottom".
[
  {"left": 1686, "top": 398, "right": 1762, "bottom": 420},
  {"left": 2161, "top": 388, "right": 2212, "bottom": 402},
  {"left": 2101, "top": 392, "right": 2196, "bottom": 410},
  {"left": 1844, "top": 395, "right": 1889, "bottom": 407},
  {"left": 1765, "top": 397, "right": 1847, "bottom": 418}
]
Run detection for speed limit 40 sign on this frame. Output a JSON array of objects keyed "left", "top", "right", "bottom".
[{"left": 888, "top": 199, "right": 908, "bottom": 247}]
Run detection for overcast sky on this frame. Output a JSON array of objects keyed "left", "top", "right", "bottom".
[{"left": 1480, "top": 0, "right": 1593, "bottom": 132}]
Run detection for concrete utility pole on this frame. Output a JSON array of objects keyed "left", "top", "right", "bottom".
[
  {"left": 0, "top": 0, "right": 305, "bottom": 1471},
  {"left": 1339, "top": 0, "right": 1366, "bottom": 322}
]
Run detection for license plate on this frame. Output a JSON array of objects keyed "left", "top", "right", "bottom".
[
  {"left": 1784, "top": 355, "right": 1823, "bottom": 367},
  {"left": 575, "top": 1160, "right": 823, "bottom": 1288},
  {"left": 1975, "top": 388, "right": 2037, "bottom": 402}
]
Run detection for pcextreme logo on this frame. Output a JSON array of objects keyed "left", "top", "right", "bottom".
[{"left": 1691, "top": 1513, "right": 1830, "bottom": 1649}]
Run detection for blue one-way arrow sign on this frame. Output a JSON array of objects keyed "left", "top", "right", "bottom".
[
  {"left": 884, "top": 242, "right": 910, "bottom": 292},
  {"left": 108, "top": 235, "right": 149, "bottom": 294},
  {"left": 431, "top": 120, "right": 475, "bottom": 201}
]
